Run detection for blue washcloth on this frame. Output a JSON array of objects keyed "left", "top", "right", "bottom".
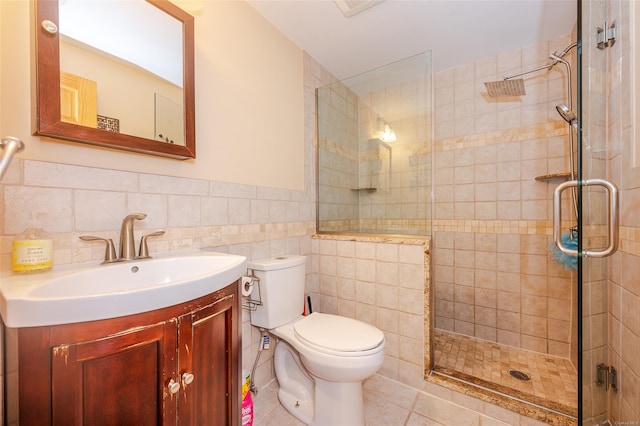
[{"left": 551, "top": 232, "right": 578, "bottom": 270}]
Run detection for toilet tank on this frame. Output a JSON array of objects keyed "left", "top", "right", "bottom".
[{"left": 248, "top": 255, "right": 306, "bottom": 329}]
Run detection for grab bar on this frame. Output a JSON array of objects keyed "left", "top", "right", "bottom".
[
  {"left": 553, "top": 179, "right": 619, "bottom": 258},
  {"left": 0, "top": 136, "right": 25, "bottom": 180}
]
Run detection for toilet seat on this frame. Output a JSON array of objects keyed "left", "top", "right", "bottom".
[{"left": 293, "top": 313, "right": 384, "bottom": 357}]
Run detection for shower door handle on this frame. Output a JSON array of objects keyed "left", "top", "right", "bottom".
[{"left": 553, "top": 179, "right": 619, "bottom": 258}]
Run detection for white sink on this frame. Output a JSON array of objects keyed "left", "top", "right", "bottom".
[{"left": 0, "top": 251, "right": 247, "bottom": 328}]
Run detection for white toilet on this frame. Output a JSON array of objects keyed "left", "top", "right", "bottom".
[{"left": 248, "top": 255, "right": 385, "bottom": 426}]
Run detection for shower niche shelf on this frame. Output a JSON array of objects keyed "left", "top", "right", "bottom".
[
  {"left": 351, "top": 187, "right": 378, "bottom": 193},
  {"left": 534, "top": 172, "right": 572, "bottom": 182}
]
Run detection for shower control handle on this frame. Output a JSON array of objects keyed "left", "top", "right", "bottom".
[{"left": 553, "top": 179, "right": 619, "bottom": 258}]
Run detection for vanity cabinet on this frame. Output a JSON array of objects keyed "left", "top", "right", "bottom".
[{"left": 7, "top": 281, "right": 240, "bottom": 426}]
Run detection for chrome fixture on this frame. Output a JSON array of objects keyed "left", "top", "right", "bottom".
[
  {"left": 248, "top": 327, "right": 268, "bottom": 395},
  {"left": 79, "top": 236, "right": 119, "bottom": 264},
  {"left": 484, "top": 42, "right": 578, "bottom": 98},
  {"left": 138, "top": 230, "right": 166, "bottom": 259},
  {"left": 596, "top": 363, "right": 618, "bottom": 391},
  {"left": 485, "top": 43, "right": 580, "bottom": 233},
  {"left": 119, "top": 213, "right": 147, "bottom": 260},
  {"left": 0, "top": 136, "right": 25, "bottom": 180},
  {"left": 484, "top": 78, "right": 526, "bottom": 97},
  {"left": 554, "top": 179, "right": 619, "bottom": 258},
  {"left": 548, "top": 53, "right": 574, "bottom": 116},
  {"left": 80, "top": 213, "right": 165, "bottom": 263},
  {"left": 547, "top": 49, "right": 579, "bottom": 223},
  {"left": 597, "top": 21, "right": 617, "bottom": 50},
  {"left": 550, "top": 41, "right": 578, "bottom": 62},
  {"left": 556, "top": 103, "right": 577, "bottom": 125}
]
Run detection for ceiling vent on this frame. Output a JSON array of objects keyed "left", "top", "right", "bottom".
[{"left": 333, "top": 0, "right": 385, "bottom": 17}]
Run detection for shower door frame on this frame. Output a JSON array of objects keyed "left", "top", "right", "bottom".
[
  {"left": 578, "top": 0, "right": 619, "bottom": 422},
  {"left": 576, "top": 1, "right": 585, "bottom": 420}
]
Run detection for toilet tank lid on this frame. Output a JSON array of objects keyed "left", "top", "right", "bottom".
[{"left": 247, "top": 255, "right": 306, "bottom": 271}]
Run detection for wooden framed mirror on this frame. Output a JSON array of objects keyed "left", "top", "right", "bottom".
[{"left": 34, "top": 0, "right": 196, "bottom": 159}]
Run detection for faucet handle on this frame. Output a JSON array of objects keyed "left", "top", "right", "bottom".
[
  {"left": 79, "top": 236, "right": 120, "bottom": 264},
  {"left": 137, "top": 231, "right": 165, "bottom": 259}
]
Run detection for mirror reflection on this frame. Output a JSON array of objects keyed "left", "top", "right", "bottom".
[
  {"left": 35, "top": 0, "right": 195, "bottom": 159},
  {"left": 58, "top": 0, "right": 185, "bottom": 145}
]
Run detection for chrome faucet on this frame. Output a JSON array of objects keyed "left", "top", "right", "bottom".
[
  {"left": 119, "top": 213, "right": 147, "bottom": 260},
  {"left": 79, "top": 213, "right": 165, "bottom": 263}
]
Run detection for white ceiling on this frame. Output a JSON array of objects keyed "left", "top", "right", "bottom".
[{"left": 246, "top": 0, "right": 577, "bottom": 80}]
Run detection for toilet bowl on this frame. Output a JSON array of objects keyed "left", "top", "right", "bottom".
[{"left": 248, "top": 255, "right": 385, "bottom": 426}]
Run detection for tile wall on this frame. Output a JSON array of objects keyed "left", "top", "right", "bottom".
[
  {"left": 311, "top": 234, "right": 430, "bottom": 389},
  {"left": 0, "top": 157, "right": 317, "bottom": 423},
  {"left": 432, "top": 34, "right": 578, "bottom": 359},
  {"left": 356, "top": 63, "right": 432, "bottom": 234},
  {"left": 317, "top": 79, "right": 360, "bottom": 232},
  {"left": 317, "top": 58, "right": 432, "bottom": 235},
  {"left": 309, "top": 54, "right": 436, "bottom": 395}
]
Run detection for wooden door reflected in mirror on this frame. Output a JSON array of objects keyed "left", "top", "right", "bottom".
[{"left": 60, "top": 72, "right": 97, "bottom": 128}]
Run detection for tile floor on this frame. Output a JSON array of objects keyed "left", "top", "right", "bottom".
[
  {"left": 252, "top": 374, "right": 550, "bottom": 426},
  {"left": 433, "top": 330, "right": 578, "bottom": 415}
]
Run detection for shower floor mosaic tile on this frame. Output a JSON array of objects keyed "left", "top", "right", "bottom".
[{"left": 433, "top": 329, "right": 578, "bottom": 415}]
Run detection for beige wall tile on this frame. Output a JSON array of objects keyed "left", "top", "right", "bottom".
[
  {"left": 455, "top": 320, "right": 474, "bottom": 335},
  {"left": 497, "top": 310, "right": 520, "bottom": 332},
  {"left": 5, "top": 186, "right": 74, "bottom": 234}
]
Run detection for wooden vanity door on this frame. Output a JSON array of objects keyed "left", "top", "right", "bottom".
[
  {"left": 50, "top": 321, "right": 178, "bottom": 426},
  {"left": 177, "top": 292, "right": 239, "bottom": 426}
]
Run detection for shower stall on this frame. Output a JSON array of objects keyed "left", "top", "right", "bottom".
[
  {"left": 317, "top": 1, "right": 636, "bottom": 423},
  {"left": 429, "top": 32, "right": 580, "bottom": 420},
  {"left": 318, "top": 34, "right": 581, "bottom": 422},
  {"left": 317, "top": 36, "right": 580, "bottom": 419}
]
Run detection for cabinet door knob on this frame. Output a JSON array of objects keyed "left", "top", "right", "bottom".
[
  {"left": 167, "top": 379, "right": 181, "bottom": 394},
  {"left": 182, "top": 372, "right": 195, "bottom": 386}
]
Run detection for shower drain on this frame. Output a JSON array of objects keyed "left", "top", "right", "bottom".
[{"left": 508, "top": 369, "right": 531, "bottom": 381}]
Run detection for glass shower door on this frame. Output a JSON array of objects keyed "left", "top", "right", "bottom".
[{"left": 578, "top": 0, "right": 617, "bottom": 423}]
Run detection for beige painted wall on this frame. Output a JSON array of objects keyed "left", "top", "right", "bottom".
[
  {"left": 61, "top": 39, "right": 184, "bottom": 141},
  {"left": 0, "top": 0, "right": 304, "bottom": 190}
]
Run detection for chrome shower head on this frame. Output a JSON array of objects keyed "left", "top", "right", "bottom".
[
  {"left": 484, "top": 78, "right": 526, "bottom": 98},
  {"left": 556, "top": 104, "right": 576, "bottom": 124}
]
